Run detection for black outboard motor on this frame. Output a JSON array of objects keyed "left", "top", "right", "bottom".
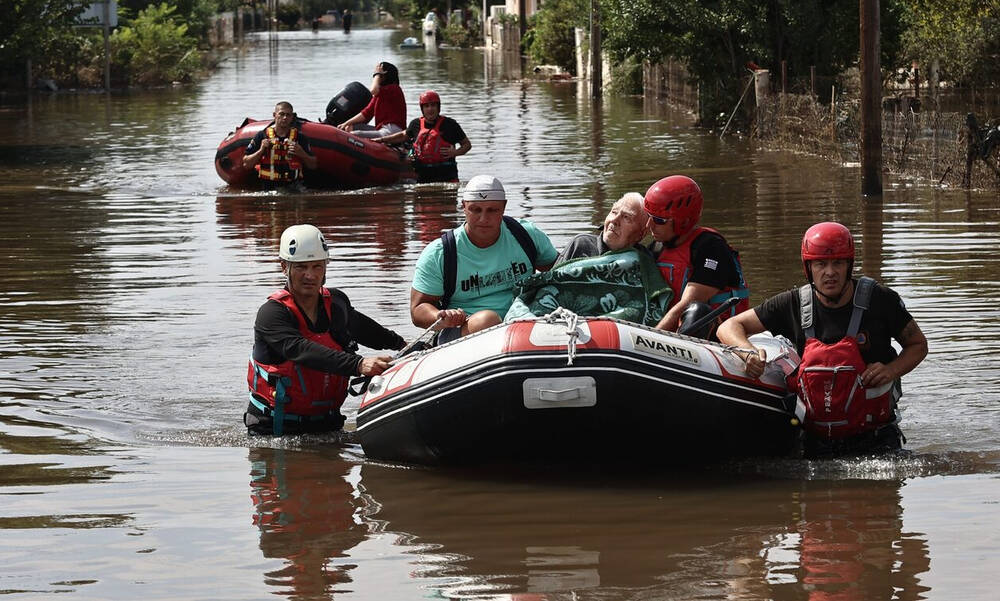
[{"left": 322, "top": 82, "right": 372, "bottom": 126}]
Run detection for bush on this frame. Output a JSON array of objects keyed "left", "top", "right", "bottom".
[
  {"left": 525, "top": 0, "right": 588, "bottom": 74},
  {"left": 111, "top": 3, "right": 201, "bottom": 86},
  {"left": 442, "top": 22, "right": 474, "bottom": 48}
]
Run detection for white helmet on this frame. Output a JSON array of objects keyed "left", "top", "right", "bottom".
[
  {"left": 279, "top": 224, "right": 329, "bottom": 262},
  {"left": 461, "top": 174, "right": 506, "bottom": 202}
]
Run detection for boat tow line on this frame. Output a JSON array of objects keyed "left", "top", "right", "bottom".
[
  {"left": 393, "top": 317, "right": 444, "bottom": 362},
  {"left": 538, "top": 307, "right": 582, "bottom": 366},
  {"left": 350, "top": 317, "right": 445, "bottom": 397}
]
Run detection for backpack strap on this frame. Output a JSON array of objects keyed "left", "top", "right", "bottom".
[
  {"left": 502, "top": 216, "right": 538, "bottom": 266},
  {"left": 438, "top": 217, "right": 538, "bottom": 310},
  {"left": 439, "top": 229, "right": 458, "bottom": 309},
  {"left": 847, "top": 276, "right": 875, "bottom": 338},
  {"left": 799, "top": 284, "right": 815, "bottom": 339}
]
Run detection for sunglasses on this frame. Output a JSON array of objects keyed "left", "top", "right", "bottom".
[{"left": 647, "top": 214, "right": 671, "bottom": 225}]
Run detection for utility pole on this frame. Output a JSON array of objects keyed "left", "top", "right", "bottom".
[
  {"left": 590, "top": 0, "right": 602, "bottom": 99},
  {"left": 859, "top": 0, "right": 882, "bottom": 196}
]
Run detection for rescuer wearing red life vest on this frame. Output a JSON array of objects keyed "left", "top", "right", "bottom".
[
  {"left": 374, "top": 90, "right": 471, "bottom": 183},
  {"left": 242, "top": 101, "right": 318, "bottom": 185},
  {"left": 246, "top": 224, "right": 406, "bottom": 436},
  {"left": 717, "top": 222, "right": 928, "bottom": 455},
  {"left": 644, "top": 175, "right": 750, "bottom": 336}
]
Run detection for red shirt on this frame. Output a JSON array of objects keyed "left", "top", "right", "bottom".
[{"left": 360, "top": 83, "right": 406, "bottom": 130}]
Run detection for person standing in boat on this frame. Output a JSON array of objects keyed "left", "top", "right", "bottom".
[
  {"left": 716, "top": 221, "right": 928, "bottom": 455},
  {"left": 373, "top": 90, "right": 471, "bottom": 183},
  {"left": 556, "top": 192, "right": 650, "bottom": 263},
  {"left": 410, "top": 175, "right": 558, "bottom": 344},
  {"left": 242, "top": 101, "right": 317, "bottom": 186},
  {"left": 337, "top": 62, "right": 406, "bottom": 139},
  {"left": 645, "top": 175, "right": 750, "bottom": 335},
  {"left": 246, "top": 224, "right": 406, "bottom": 436}
]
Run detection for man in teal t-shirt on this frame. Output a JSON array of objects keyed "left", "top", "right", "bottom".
[{"left": 410, "top": 174, "right": 558, "bottom": 343}]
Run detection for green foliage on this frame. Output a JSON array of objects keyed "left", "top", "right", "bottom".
[
  {"left": 900, "top": 0, "right": 1000, "bottom": 88},
  {"left": 276, "top": 3, "right": 302, "bottom": 28},
  {"left": 112, "top": 3, "right": 202, "bottom": 86},
  {"left": 526, "top": 0, "right": 588, "bottom": 74},
  {"left": 442, "top": 22, "right": 474, "bottom": 47},
  {"left": 600, "top": 0, "right": 907, "bottom": 123},
  {"left": 0, "top": 0, "right": 87, "bottom": 82}
]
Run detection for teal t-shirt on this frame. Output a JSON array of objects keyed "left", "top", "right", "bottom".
[{"left": 412, "top": 218, "right": 558, "bottom": 316}]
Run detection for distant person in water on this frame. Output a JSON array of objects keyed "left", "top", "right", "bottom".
[
  {"left": 337, "top": 62, "right": 406, "bottom": 139},
  {"left": 245, "top": 224, "right": 405, "bottom": 436},
  {"left": 342, "top": 8, "right": 352, "bottom": 33},
  {"left": 242, "top": 101, "right": 317, "bottom": 186},
  {"left": 374, "top": 90, "right": 470, "bottom": 183},
  {"left": 556, "top": 192, "right": 650, "bottom": 264}
]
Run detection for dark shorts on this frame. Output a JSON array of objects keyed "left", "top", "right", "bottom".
[{"left": 433, "top": 326, "right": 464, "bottom": 346}]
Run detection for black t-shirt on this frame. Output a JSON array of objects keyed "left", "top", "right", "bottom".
[
  {"left": 245, "top": 123, "right": 313, "bottom": 155},
  {"left": 406, "top": 116, "right": 467, "bottom": 182},
  {"left": 651, "top": 231, "right": 742, "bottom": 289},
  {"left": 755, "top": 279, "right": 914, "bottom": 364},
  {"left": 252, "top": 287, "right": 404, "bottom": 375}
]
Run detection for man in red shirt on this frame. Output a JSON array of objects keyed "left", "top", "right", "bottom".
[{"left": 337, "top": 61, "right": 406, "bottom": 139}]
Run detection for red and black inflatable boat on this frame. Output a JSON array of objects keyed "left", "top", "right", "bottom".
[
  {"left": 214, "top": 118, "right": 415, "bottom": 189},
  {"left": 355, "top": 311, "right": 803, "bottom": 465}
]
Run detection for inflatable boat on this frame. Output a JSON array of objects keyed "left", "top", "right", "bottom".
[
  {"left": 214, "top": 118, "right": 415, "bottom": 189},
  {"left": 355, "top": 309, "right": 802, "bottom": 465}
]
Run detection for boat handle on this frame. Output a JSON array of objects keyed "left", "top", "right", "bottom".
[{"left": 537, "top": 387, "right": 583, "bottom": 402}]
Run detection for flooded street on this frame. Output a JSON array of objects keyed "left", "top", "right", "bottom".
[{"left": 1, "top": 28, "right": 998, "bottom": 600}]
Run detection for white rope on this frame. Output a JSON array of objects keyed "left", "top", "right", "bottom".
[
  {"left": 392, "top": 317, "right": 443, "bottom": 361},
  {"left": 539, "top": 307, "right": 582, "bottom": 365}
]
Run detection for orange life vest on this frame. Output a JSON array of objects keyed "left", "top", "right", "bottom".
[
  {"left": 413, "top": 117, "right": 455, "bottom": 166},
  {"left": 654, "top": 226, "right": 750, "bottom": 318},
  {"left": 256, "top": 126, "right": 303, "bottom": 181},
  {"left": 247, "top": 288, "right": 349, "bottom": 430}
]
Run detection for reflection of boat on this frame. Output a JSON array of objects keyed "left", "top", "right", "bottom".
[
  {"left": 214, "top": 118, "right": 415, "bottom": 189},
  {"left": 356, "top": 313, "right": 801, "bottom": 465},
  {"left": 398, "top": 36, "right": 425, "bottom": 49}
]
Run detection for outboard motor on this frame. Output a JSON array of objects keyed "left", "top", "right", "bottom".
[
  {"left": 677, "top": 302, "right": 717, "bottom": 340},
  {"left": 322, "top": 82, "right": 372, "bottom": 126}
]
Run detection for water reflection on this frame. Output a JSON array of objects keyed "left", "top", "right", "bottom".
[
  {"left": 356, "top": 464, "right": 932, "bottom": 600},
  {"left": 248, "top": 448, "right": 364, "bottom": 597}
]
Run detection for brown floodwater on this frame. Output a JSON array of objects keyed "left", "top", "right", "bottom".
[{"left": 1, "top": 28, "right": 998, "bottom": 600}]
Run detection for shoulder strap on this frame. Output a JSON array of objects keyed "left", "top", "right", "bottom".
[
  {"left": 799, "top": 284, "right": 815, "bottom": 338},
  {"left": 440, "top": 230, "right": 457, "bottom": 309},
  {"left": 847, "top": 276, "right": 875, "bottom": 337},
  {"left": 502, "top": 216, "right": 538, "bottom": 267}
]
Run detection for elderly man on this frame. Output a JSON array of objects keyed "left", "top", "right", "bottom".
[
  {"left": 242, "top": 101, "right": 317, "bottom": 185},
  {"left": 410, "top": 175, "right": 558, "bottom": 344},
  {"left": 556, "top": 192, "right": 649, "bottom": 264},
  {"left": 246, "top": 224, "right": 405, "bottom": 436}
]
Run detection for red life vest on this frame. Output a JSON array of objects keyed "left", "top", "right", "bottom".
[
  {"left": 791, "top": 277, "right": 898, "bottom": 439},
  {"left": 413, "top": 116, "right": 454, "bottom": 166},
  {"left": 256, "top": 126, "right": 302, "bottom": 181},
  {"left": 654, "top": 226, "right": 750, "bottom": 317},
  {"left": 247, "top": 288, "right": 349, "bottom": 423}
]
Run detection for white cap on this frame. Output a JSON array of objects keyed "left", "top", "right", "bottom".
[
  {"left": 461, "top": 174, "right": 506, "bottom": 202},
  {"left": 279, "top": 224, "right": 329, "bottom": 262}
]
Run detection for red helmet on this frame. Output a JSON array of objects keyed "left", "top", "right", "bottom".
[
  {"left": 419, "top": 90, "right": 440, "bottom": 106},
  {"left": 801, "top": 221, "right": 855, "bottom": 279},
  {"left": 643, "top": 175, "right": 703, "bottom": 239}
]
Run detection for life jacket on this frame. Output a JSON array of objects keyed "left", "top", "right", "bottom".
[
  {"left": 256, "top": 126, "right": 302, "bottom": 182},
  {"left": 439, "top": 216, "right": 538, "bottom": 310},
  {"left": 654, "top": 226, "right": 750, "bottom": 318},
  {"left": 791, "top": 276, "right": 899, "bottom": 439},
  {"left": 413, "top": 116, "right": 455, "bottom": 166},
  {"left": 246, "top": 288, "right": 349, "bottom": 434}
]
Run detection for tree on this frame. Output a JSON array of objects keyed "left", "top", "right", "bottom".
[
  {"left": 525, "top": 0, "right": 588, "bottom": 74},
  {"left": 900, "top": 0, "right": 1000, "bottom": 89},
  {"left": 0, "top": 0, "right": 87, "bottom": 85}
]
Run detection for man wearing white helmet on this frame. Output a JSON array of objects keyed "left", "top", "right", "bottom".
[
  {"left": 410, "top": 175, "right": 558, "bottom": 343},
  {"left": 246, "top": 224, "right": 406, "bottom": 435}
]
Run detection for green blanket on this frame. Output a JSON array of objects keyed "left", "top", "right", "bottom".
[{"left": 504, "top": 248, "right": 673, "bottom": 326}]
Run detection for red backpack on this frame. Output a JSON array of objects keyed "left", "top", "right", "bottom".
[{"left": 791, "top": 277, "right": 896, "bottom": 439}]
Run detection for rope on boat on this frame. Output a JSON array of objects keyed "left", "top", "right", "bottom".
[
  {"left": 393, "top": 316, "right": 443, "bottom": 361},
  {"left": 539, "top": 307, "right": 582, "bottom": 365}
]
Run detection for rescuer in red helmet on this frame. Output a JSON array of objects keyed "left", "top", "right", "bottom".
[
  {"left": 374, "top": 89, "right": 471, "bottom": 183},
  {"left": 717, "top": 221, "right": 928, "bottom": 456},
  {"left": 644, "top": 175, "right": 750, "bottom": 335}
]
